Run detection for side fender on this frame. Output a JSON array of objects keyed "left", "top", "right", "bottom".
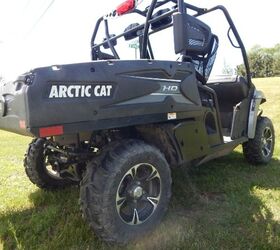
[{"left": 247, "top": 90, "right": 266, "bottom": 139}]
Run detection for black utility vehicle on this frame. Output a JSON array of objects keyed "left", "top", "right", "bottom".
[{"left": 0, "top": 0, "right": 275, "bottom": 243}]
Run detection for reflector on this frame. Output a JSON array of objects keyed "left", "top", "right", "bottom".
[
  {"left": 116, "top": 0, "right": 135, "bottom": 16},
  {"left": 19, "top": 120, "right": 26, "bottom": 129},
  {"left": 39, "top": 125, "right": 64, "bottom": 137}
]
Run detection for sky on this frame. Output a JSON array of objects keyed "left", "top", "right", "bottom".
[{"left": 0, "top": 0, "right": 280, "bottom": 80}]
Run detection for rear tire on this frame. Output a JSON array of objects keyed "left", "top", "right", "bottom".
[
  {"left": 24, "top": 138, "right": 76, "bottom": 190},
  {"left": 80, "top": 140, "right": 172, "bottom": 243},
  {"left": 243, "top": 117, "right": 275, "bottom": 164}
]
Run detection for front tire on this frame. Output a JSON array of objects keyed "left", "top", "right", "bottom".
[
  {"left": 80, "top": 140, "right": 172, "bottom": 243},
  {"left": 24, "top": 138, "right": 76, "bottom": 190},
  {"left": 243, "top": 117, "right": 275, "bottom": 164}
]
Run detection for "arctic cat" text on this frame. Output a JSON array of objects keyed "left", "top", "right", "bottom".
[{"left": 49, "top": 84, "right": 113, "bottom": 98}]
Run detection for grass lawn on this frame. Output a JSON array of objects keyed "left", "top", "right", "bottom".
[{"left": 0, "top": 77, "right": 279, "bottom": 250}]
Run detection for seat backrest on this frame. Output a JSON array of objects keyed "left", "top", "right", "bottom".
[
  {"left": 192, "top": 35, "right": 219, "bottom": 81},
  {"left": 173, "top": 13, "right": 218, "bottom": 81},
  {"left": 173, "top": 13, "right": 213, "bottom": 55}
]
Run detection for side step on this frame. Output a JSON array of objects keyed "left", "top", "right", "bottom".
[{"left": 196, "top": 137, "right": 248, "bottom": 166}]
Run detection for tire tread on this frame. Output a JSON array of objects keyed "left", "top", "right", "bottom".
[
  {"left": 24, "top": 138, "right": 74, "bottom": 189},
  {"left": 243, "top": 117, "right": 275, "bottom": 165},
  {"left": 80, "top": 140, "right": 171, "bottom": 243}
]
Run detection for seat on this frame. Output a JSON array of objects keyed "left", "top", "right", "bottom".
[
  {"left": 207, "top": 76, "right": 250, "bottom": 129},
  {"left": 207, "top": 76, "right": 249, "bottom": 105}
]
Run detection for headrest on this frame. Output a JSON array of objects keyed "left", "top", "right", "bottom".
[
  {"left": 151, "top": 8, "right": 172, "bottom": 30},
  {"left": 124, "top": 23, "right": 140, "bottom": 41},
  {"left": 103, "top": 34, "right": 117, "bottom": 49}
]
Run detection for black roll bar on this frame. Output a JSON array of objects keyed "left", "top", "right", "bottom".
[
  {"left": 104, "top": 19, "right": 120, "bottom": 59},
  {"left": 91, "top": 7, "right": 177, "bottom": 53},
  {"left": 91, "top": 17, "right": 103, "bottom": 47},
  {"left": 141, "top": 0, "right": 158, "bottom": 58},
  {"left": 196, "top": 5, "right": 252, "bottom": 85},
  {"left": 90, "top": 0, "right": 252, "bottom": 86},
  {"left": 177, "top": 0, "right": 186, "bottom": 14}
]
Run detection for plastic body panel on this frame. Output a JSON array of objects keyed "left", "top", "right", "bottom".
[
  {"left": 0, "top": 81, "right": 32, "bottom": 136},
  {"left": 0, "top": 60, "right": 203, "bottom": 137},
  {"left": 247, "top": 90, "right": 266, "bottom": 139},
  {"left": 174, "top": 118, "right": 210, "bottom": 161}
]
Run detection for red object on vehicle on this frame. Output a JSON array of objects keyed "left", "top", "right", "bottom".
[
  {"left": 39, "top": 125, "right": 64, "bottom": 137},
  {"left": 116, "top": 0, "right": 135, "bottom": 15},
  {"left": 19, "top": 120, "right": 26, "bottom": 129}
]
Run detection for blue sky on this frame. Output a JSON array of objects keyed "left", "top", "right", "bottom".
[{"left": 0, "top": 0, "right": 279, "bottom": 79}]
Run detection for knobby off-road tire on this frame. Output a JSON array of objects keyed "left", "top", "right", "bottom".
[
  {"left": 243, "top": 117, "right": 275, "bottom": 165},
  {"left": 24, "top": 138, "right": 76, "bottom": 190},
  {"left": 80, "top": 140, "right": 172, "bottom": 244}
]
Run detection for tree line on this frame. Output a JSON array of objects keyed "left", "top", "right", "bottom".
[{"left": 237, "top": 44, "right": 280, "bottom": 78}]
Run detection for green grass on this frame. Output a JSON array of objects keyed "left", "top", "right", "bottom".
[{"left": 0, "top": 77, "right": 280, "bottom": 250}]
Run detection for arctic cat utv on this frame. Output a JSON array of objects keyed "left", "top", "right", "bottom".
[{"left": 0, "top": 0, "right": 275, "bottom": 244}]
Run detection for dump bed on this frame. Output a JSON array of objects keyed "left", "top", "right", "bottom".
[{"left": 0, "top": 60, "right": 202, "bottom": 137}]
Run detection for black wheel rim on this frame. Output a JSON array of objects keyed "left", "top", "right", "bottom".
[
  {"left": 43, "top": 150, "right": 62, "bottom": 179},
  {"left": 261, "top": 127, "right": 273, "bottom": 158},
  {"left": 116, "top": 163, "right": 161, "bottom": 225}
]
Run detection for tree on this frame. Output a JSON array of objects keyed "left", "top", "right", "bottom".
[
  {"left": 273, "top": 53, "right": 280, "bottom": 76},
  {"left": 236, "top": 44, "right": 280, "bottom": 78},
  {"left": 272, "top": 44, "right": 280, "bottom": 76},
  {"left": 236, "top": 64, "right": 246, "bottom": 77},
  {"left": 248, "top": 46, "right": 266, "bottom": 78}
]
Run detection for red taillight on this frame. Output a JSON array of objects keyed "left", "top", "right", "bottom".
[
  {"left": 116, "top": 0, "right": 135, "bottom": 15},
  {"left": 39, "top": 125, "right": 64, "bottom": 137}
]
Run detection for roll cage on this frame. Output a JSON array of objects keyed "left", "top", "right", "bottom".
[{"left": 90, "top": 0, "right": 252, "bottom": 87}]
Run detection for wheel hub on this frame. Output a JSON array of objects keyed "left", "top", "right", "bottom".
[
  {"left": 130, "top": 186, "right": 143, "bottom": 199},
  {"left": 116, "top": 163, "right": 161, "bottom": 225},
  {"left": 261, "top": 127, "right": 273, "bottom": 157}
]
